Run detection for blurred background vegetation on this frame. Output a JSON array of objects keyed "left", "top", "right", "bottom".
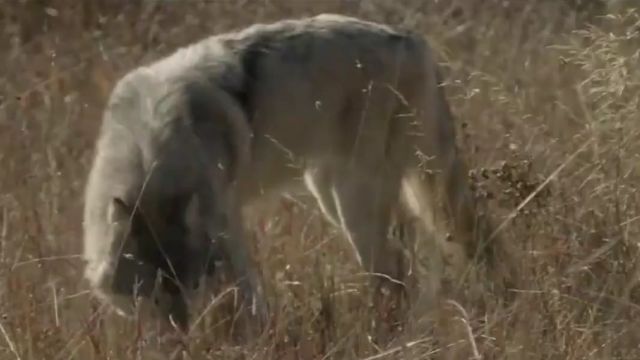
[{"left": 1, "top": 1, "right": 640, "bottom": 359}]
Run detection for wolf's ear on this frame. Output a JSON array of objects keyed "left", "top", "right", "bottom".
[{"left": 108, "top": 197, "right": 132, "bottom": 224}]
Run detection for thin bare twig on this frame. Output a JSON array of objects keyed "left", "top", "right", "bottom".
[
  {"left": 11, "top": 254, "right": 82, "bottom": 269},
  {"left": 446, "top": 300, "right": 481, "bottom": 360},
  {"left": 359, "top": 337, "right": 437, "bottom": 360},
  {"left": 0, "top": 319, "right": 21, "bottom": 360}
]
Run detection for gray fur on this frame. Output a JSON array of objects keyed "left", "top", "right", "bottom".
[{"left": 82, "top": 14, "right": 495, "bottom": 331}]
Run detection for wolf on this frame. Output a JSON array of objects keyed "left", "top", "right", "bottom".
[{"left": 81, "top": 13, "right": 500, "bottom": 332}]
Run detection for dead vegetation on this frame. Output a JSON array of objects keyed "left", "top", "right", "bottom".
[{"left": 1, "top": 1, "right": 640, "bottom": 359}]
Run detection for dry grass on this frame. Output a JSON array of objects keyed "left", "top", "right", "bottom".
[{"left": 2, "top": 1, "right": 640, "bottom": 359}]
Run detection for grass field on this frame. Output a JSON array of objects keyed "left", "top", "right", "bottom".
[{"left": 1, "top": 1, "right": 640, "bottom": 359}]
